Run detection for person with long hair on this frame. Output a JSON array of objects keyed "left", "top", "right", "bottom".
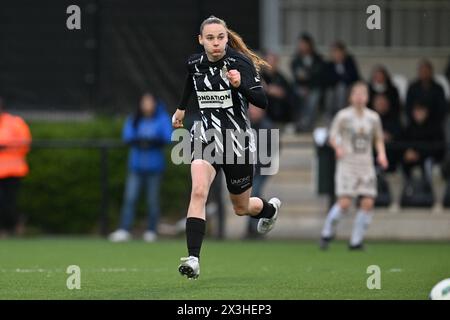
[
  {"left": 172, "top": 16, "right": 281, "bottom": 279},
  {"left": 109, "top": 92, "right": 172, "bottom": 242}
]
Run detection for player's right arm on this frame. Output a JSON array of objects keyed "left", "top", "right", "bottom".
[
  {"left": 172, "top": 74, "right": 193, "bottom": 128},
  {"left": 328, "top": 112, "right": 344, "bottom": 159}
]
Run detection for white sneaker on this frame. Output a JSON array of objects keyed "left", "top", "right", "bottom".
[
  {"left": 257, "top": 198, "right": 281, "bottom": 234},
  {"left": 108, "top": 229, "right": 131, "bottom": 242},
  {"left": 178, "top": 256, "right": 200, "bottom": 279},
  {"left": 143, "top": 231, "right": 157, "bottom": 242}
]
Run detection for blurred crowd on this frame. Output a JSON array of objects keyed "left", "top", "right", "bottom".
[{"left": 258, "top": 33, "right": 450, "bottom": 207}]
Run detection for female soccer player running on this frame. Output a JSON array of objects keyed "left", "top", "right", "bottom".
[
  {"left": 172, "top": 16, "right": 281, "bottom": 279},
  {"left": 320, "top": 82, "right": 388, "bottom": 250}
]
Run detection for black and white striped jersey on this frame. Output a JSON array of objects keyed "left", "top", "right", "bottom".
[{"left": 178, "top": 46, "right": 267, "bottom": 134}]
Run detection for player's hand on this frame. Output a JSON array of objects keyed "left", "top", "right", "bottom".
[
  {"left": 172, "top": 109, "right": 185, "bottom": 128},
  {"left": 226, "top": 69, "right": 241, "bottom": 88},
  {"left": 377, "top": 153, "right": 389, "bottom": 170},
  {"left": 335, "top": 146, "right": 345, "bottom": 159}
]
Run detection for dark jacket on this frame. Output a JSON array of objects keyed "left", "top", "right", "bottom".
[
  {"left": 261, "top": 70, "right": 293, "bottom": 123},
  {"left": 290, "top": 53, "right": 324, "bottom": 89},
  {"left": 368, "top": 83, "right": 401, "bottom": 119},
  {"left": 405, "top": 80, "right": 447, "bottom": 126},
  {"left": 323, "top": 55, "right": 360, "bottom": 88},
  {"left": 400, "top": 119, "right": 446, "bottom": 162}
]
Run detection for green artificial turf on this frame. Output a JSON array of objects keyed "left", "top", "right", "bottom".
[{"left": 0, "top": 238, "right": 448, "bottom": 300}]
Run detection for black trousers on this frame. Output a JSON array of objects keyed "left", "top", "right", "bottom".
[{"left": 0, "top": 177, "right": 21, "bottom": 232}]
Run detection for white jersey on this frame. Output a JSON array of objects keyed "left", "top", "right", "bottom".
[
  {"left": 329, "top": 106, "right": 383, "bottom": 168},
  {"left": 329, "top": 106, "right": 383, "bottom": 197}
]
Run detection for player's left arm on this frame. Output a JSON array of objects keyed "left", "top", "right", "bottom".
[
  {"left": 374, "top": 114, "right": 388, "bottom": 169},
  {"left": 227, "top": 59, "right": 268, "bottom": 109}
]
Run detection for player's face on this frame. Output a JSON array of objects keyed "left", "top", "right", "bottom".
[
  {"left": 350, "top": 85, "right": 368, "bottom": 108},
  {"left": 199, "top": 23, "right": 228, "bottom": 60}
]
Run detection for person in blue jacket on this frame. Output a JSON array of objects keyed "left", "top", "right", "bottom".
[{"left": 109, "top": 92, "right": 172, "bottom": 242}]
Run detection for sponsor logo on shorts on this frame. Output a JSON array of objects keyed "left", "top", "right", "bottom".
[{"left": 230, "top": 176, "right": 251, "bottom": 186}]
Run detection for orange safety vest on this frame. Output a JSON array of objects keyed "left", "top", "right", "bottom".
[{"left": 0, "top": 112, "right": 32, "bottom": 179}]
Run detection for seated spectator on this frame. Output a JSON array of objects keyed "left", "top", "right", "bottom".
[
  {"left": 372, "top": 93, "right": 402, "bottom": 172},
  {"left": 291, "top": 33, "right": 325, "bottom": 132},
  {"left": 261, "top": 52, "right": 294, "bottom": 127},
  {"left": 323, "top": 41, "right": 360, "bottom": 122},
  {"left": 109, "top": 92, "right": 172, "bottom": 243},
  {"left": 368, "top": 65, "right": 401, "bottom": 120},
  {"left": 400, "top": 102, "right": 445, "bottom": 183},
  {"left": 0, "top": 97, "right": 32, "bottom": 238},
  {"left": 405, "top": 60, "right": 447, "bottom": 127}
]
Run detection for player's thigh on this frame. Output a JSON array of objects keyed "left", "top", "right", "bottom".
[
  {"left": 222, "top": 163, "right": 253, "bottom": 196},
  {"left": 190, "top": 159, "right": 216, "bottom": 200}
]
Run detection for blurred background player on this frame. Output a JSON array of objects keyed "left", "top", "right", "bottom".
[
  {"left": 109, "top": 92, "right": 172, "bottom": 242},
  {"left": 0, "top": 97, "right": 32, "bottom": 238},
  {"left": 320, "top": 82, "right": 388, "bottom": 250}
]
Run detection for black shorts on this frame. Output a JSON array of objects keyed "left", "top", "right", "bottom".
[{"left": 191, "top": 135, "right": 255, "bottom": 195}]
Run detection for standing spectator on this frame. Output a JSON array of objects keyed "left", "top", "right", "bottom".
[
  {"left": 405, "top": 60, "right": 447, "bottom": 127},
  {"left": 371, "top": 93, "right": 402, "bottom": 172},
  {"left": 261, "top": 52, "right": 293, "bottom": 127},
  {"left": 400, "top": 101, "right": 445, "bottom": 183},
  {"left": 323, "top": 41, "right": 360, "bottom": 122},
  {"left": 109, "top": 92, "right": 172, "bottom": 242},
  {"left": 0, "top": 97, "right": 32, "bottom": 238},
  {"left": 368, "top": 65, "right": 401, "bottom": 120},
  {"left": 246, "top": 105, "right": 275, "bottom": 238},
  {"left": 291, "top": 33, "right": 325, "bottom": 132}
]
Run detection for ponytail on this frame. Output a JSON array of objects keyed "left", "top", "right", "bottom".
[
  {"left": 227, "top": 29, "right": 270, "bottom": 72},
  {"left": 200, "top": 15, "right": 269, "bottom": 72}
]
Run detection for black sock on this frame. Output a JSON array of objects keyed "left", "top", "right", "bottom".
[
  {"left": 251, "top": 198, "right": 275, "bottom": 219},
  {"left": 186, "top": 217, "right": 206, "bottom": 259}
]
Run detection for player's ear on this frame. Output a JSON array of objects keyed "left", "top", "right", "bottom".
[{"left": 198, "top": 35, "right": 203, "bottom": 46}]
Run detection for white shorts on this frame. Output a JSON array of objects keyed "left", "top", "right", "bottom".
[{"left": 335, "top": 163, "right": 377, "bottom": 198}]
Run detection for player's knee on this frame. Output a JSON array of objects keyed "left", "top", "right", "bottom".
[
  {"left": 191, "top": 184, "right": 209, "bottom": 202},
  {"left": 233, "top": 205, "right": 249, "bottom": 216},
  {"left": 360, "top": 198, "right": 374, "bottom": 211},
  {"left": 338, "top": 198, "right": 352, "bottom": 211}
]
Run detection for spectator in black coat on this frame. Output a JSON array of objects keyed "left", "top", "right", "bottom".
[
  {"left": 371, "top": 93, "right": 402, "bottom": 172},
  {"left": 261, "top": 52, "right": 294, "bottom": 126},
  {"left": 290, "top": 33, "right": 325, "bottom": 132},
  {"left": 400, "top": 101, "right": 446, "bottom": 182},
  {"left": 405, "top": 60, "right": 447, "bottom": 128},
  {"left": 368, "top": 65, "right": 401, "bottom": 120},
  {"left": 323, "top": 41, "right": 360, "bottom": 122}
]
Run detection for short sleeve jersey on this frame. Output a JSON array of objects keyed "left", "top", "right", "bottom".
[{"left": 329, "top": 106, "right": 383, "bottom": 167}]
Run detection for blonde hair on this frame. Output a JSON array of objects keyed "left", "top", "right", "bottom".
[{"left": 200, "top": 16, "right": 270, "bottom": 72}]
